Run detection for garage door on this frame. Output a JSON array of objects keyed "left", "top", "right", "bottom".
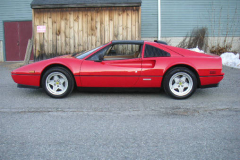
[{"left": 4, "top": 21, "right": 33, "bottom": 61}]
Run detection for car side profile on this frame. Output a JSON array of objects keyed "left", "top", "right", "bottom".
[{"left": 11, "top": 40, "right": 224, "bottom": 99}]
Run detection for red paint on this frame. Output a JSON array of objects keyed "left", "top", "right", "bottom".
[
  {"left": 200, "top": 76, "right": 224, "bottom": 86},
  {"left": 4, "top": 21, "right": 33, "bottom": 61},
  {"left": 12, "top": 74, "right": 40, "bottom": 86},
  {"left": 11, "top": 41, "right": 224, "bottom": 91},
  {"left": 80, "top": 58, "right": 142, "bottom": 87}
]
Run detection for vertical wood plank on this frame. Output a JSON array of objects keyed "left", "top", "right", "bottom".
[
  {"left": 131, "top": 8, "right": 136, "bottom": 40},
  {"left": 73, "top": 10, "right": 79, "bottom": 53},
  {"left": 104, "top": 10, "right": 109, "bottom": 43},
  {"left": 32, "top": 10, "right": 35, "bottom": 59},
  {"left": 52, "top": 11, "right": 57, "bottom": 55},
  {"left": 100, "top": 9, "right": 105, "bottom": 45},
  {"left": 87, "top": 10, "right": 91, "bottom": 50},
  {"left": 127, "top": 9, "right": 131, "bottom": 40},
  {"left": 34, "top": 10, "right": 40, "bottom": 59},
  {"left": 83, "top": 9, "right": 88, "bottom": 51},
  {"left": 96, "top": 9, "right": 100, "bottom": 47},
  {"left": 109, "top": 9, "right": 114, "bottom": 41},
  {"left": 113, "top": 8, "right": 118, "bottom": 40},
  {"left": 78, "top": 10, "right": 83, "bottom": 51},
  {"left": 43, "top": 10, "right": 48, "bottom": 56},
  {"left": 56, "top": 10, "right": 61, "bottom": 54},
  {"left": 118, "top": 8, "right": 123, "bottom": 40},
  {"left": 48, "top": 11, "right": 53, "bottom": 56},
  {"left": 65, "top": 9, "right": 70, "bottom": 54},
  {"left": 39, "top": 10, "right": 44, "bottom": 59},
  {"left": 122, "top": 8, "right": 127, "bottom": 53},
  {"left": 69, "top": 11, "right": 74, "bottom": 54},
  {"left": 127, "top": 8, "right": 132, "bottom": 53},
  {"left": 91, "top": 10, "right": 96, "bottom": 49},
  {"left": 135, "top": 7, "right": 139, "bottom": 40},
  {"left": 61, "top": 10, "right": 66, "bottom": 54},
  {"left": 131, "top": 8, "right": 136, "bottom": 51}
]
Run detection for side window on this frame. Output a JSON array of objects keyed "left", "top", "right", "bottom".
[
  {"left": 87, "top": 45, "right": 110, "bottom": 61},
  {"left": 104, "top": 44, "right": 141, "bottom": 60},
  {"left": 144, "top": 44, "right": 170, "bottom": 58}
]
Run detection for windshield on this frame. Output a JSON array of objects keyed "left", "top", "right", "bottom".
[{"left": 74, "top": 45, "right": 104, "bottom": 59}]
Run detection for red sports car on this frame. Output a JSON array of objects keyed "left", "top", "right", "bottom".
[{"left": 11, "top": 40, "right": 224, "bottom": 99}]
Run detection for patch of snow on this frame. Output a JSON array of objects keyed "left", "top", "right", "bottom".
[
  {"left": 220, "top": 52, "right": 240, "bottom": 69},
  {"left": 188, "top": 47, "right": 205, "bottom": 53},
  {"left": 188, "top": 47, "right": 240, "bottom": 69}
]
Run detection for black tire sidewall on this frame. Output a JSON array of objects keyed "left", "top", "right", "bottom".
[
  {"left": 163, "top": 67, "right": 197, "bottom": 99},
  {"left": 42, "top": 67, "right": 74, "bottom": 98}
]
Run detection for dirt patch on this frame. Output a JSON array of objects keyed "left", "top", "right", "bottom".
[{"left": 0, "top": 62, "right": 24, "bottom": 70}]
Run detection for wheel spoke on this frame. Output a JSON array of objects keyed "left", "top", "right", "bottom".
[
  {"left": 183, "top": 82, "right": 189, "bottom": 88},
  {"left": 174, "top": 77, "right": 180, "bottom": 83},
  {"left": 58, "top": 85, "right": 64, "bottom": 91},
  {"left": 53, "top": 75, "right": 59, "bottom": 81},
  {"left": 180, "top": 76, "right": 186, "bottom": 82},
  {"left": 53, "top": 85, "right": 58, "bottom": 92},
  {"left": 59, "top": 78, "right": 65, "bottom": 84},
  {"left": 48, "top": 80, "right": 55, "bottom": 86},
  {"left": 172, "top": 83, "right": 179, "bottom": 90},
  {"left": 178, "top": 86, "right": 184, "bottom": 93}
]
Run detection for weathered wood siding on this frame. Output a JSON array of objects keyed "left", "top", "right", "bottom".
[{"left": 33, "top": 7, "right": 141, "bottom": 60}]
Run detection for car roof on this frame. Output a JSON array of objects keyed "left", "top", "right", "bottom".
[
  {"left": 111, "top": 40, "right": 144, "bottom": 45},
  {"left": 111, "top": 40, "right": 168, "bottom": 45}
]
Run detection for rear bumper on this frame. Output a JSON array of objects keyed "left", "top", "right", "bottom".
[
  {"left": 200, "top": 83, "right": 219, "bottom": 88},
  {"left": 200, "top": 75, "right": 224, "bottom": 87}
]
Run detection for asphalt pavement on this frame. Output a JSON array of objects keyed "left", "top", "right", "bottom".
[{"left": 0, "top": 62, "right": 240, "bottom": 160}]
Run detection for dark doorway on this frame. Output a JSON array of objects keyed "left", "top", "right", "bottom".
[{"left": 4, "top": 21, "right": 33, "bottom": 61}]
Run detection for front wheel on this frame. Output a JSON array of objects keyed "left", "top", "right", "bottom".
[
  {"left": 163, "top": 67, "right": 197, "bottom": 99},
  {"left": 42, "top": 67, "right": 74, "bottom": 98}
]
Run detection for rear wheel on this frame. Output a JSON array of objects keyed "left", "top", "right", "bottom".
[
  {"left": 163, "top": 67, "right": 197, "bottom": 99},
  {"left": 42, "top": 67, "right": 74, "bottom": 98}
]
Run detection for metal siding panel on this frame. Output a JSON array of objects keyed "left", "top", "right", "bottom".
[
  {"left": 0, "top": 0, "right": 32, "bottom": 40},
  {"left": 1, "top": 0, "right": 239, "bottom": 39},
  {"left": 161, "top": 0, "right": 240, "bottom": 37},
  {"left": 141, "top": 0, "right": 158, "bottom": 38}
]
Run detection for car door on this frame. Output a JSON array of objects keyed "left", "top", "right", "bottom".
[
  {"left": 135, "top": 43, "right": 172, "bottom": 87},
  {"left": 80, "top": 43, "right": 142, "bottom": 87}
]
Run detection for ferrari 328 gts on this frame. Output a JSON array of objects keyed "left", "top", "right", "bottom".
[{"left": 11, "top": 40, "right": 224, "bottom": 99}]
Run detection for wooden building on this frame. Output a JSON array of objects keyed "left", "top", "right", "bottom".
[{"left": 31, "top": 0, "right": 142, "bottom": 60}]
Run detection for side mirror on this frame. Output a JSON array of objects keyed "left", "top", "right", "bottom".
[{"left": 94, "top": 54, "right": 104, "bottom": 62}]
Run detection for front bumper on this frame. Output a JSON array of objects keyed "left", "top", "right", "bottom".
[{"left": 11, "top": 74, "right": 41, "bottom": 87}]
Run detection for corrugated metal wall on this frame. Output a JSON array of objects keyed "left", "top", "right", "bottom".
[
  {"left": 0, "top": 0, "right": 32, "bottom": 40},
  {"left": 141, "top": 0, "right": 158, "bottom": 38},
  {"left": 161, "top": 0, "right": 240, "bottom": 37},
  {"left": 1, "top": 0, "right": 239, "bottom": 40}
]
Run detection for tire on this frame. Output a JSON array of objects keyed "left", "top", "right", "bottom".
[
  {"left": 42, "top": 67, "right": 74, "bottom": 98},
  {"left": 163, "top": 67, "right": 197, "bottom": 99}
]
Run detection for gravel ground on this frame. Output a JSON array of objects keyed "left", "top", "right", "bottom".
[{"left": 0, "top": 62, "right": 239, "bottom": 160}]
